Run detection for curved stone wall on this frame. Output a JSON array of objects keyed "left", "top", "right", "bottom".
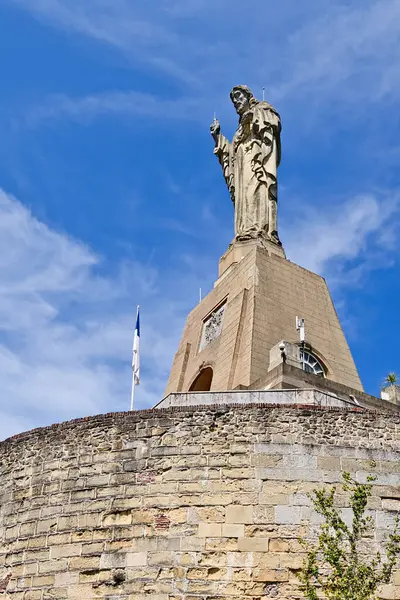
[{"left": 0, "top": 405, "right": 399, "bottom": 599}]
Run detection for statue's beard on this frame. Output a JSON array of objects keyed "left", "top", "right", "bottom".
[
  {"left": 239, "top": 109, "right": 252, "bottom": 124},
  {"left": 234, "top": 101, "right": 249, "bottom": 116}
]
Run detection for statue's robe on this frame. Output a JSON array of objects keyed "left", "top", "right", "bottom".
[{"left": 214, "top": 101, "right": 281, "bottom": 243}]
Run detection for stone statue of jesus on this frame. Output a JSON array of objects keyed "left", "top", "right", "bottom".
[{"left": 210, "top": 85, "right": 282, "bottom": 245}]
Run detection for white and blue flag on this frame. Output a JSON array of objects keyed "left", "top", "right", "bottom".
[{"left": 132, "top": 306, "right": 140, "bottom": 386}]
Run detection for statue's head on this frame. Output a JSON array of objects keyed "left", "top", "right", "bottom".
[{"left": 230, "top": 85, "right": 257, "bottom": 115}]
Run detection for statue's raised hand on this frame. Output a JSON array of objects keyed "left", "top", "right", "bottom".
[{"left": 210, "top": 119, "right": 221, "bottom": 142}]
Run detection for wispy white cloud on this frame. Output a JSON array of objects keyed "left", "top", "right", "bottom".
[
  {"left": 284, "top": 192, "right": 400, "bottom": 281},
  {"left": 9, "top": 0, "right": 176, "bottom": 51},
  {"left": 273, "top": 0, "right": 400, "bottom": 105},
  {"left": 9, "top": 0, "right": 400, "bottom": 121},
  {"left": 24, "top": 91, "right": 204, "bottom": 126},
  {"left": 8, "top": 0, "right": 200, "bottom": 88},
  {"left": 0, "top": 188, "right": 211, "bottom": 440}
]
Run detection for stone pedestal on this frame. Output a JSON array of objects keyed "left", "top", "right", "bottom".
[
  {"left": 218, "top": 237, "right": 285, "bottom": 280},
  {"left": 164, "top": 240, "right": 363, "bottom": 396}
]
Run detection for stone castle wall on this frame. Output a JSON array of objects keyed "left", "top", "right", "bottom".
[{"left": 0, "top": 405, "right": 399, "bottom": 599}]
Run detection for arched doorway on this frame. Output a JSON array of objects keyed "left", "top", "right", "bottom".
[{"left": 189, "top": 367, "right": 213, "bottom": 392}]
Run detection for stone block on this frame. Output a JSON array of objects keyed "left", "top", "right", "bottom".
[
  {"left": 253, "top": 553, "right": 281, "bottom": 569},
  {"left": 49, "top": 544, "right": 82, "bottom": 559},
  {"left": 28, "top": 535, "right": 47, "bottom": 549},
  {"left": 163, "top": 468, "right": 208, "bottom": 482},
  {"left": 317, "top": 456, "right": 341, "bottom": 470},
  {"left": 200, "top": 494, "right": 233, "bottom": 506},
  {"left": 378, "top": 584, "right": 397, "bottom": 599},
  {"left": 167, "top": 507, "right": 188, "bottom": 524},
  {"left": 70, "top": 531, "right": 92, "bottom": 544},
  {"left": 251, "top": 454, "right": 283, "bottom": 467},
  {"left": 208, "top": 455, "right": 229, "bottom": 467},
  {"left": 230, "top": 443, "right": 250, "bottom": 454},
  {"left": 36, "top": 519, "right": 57, "bottom": 535},
  {"left": 198, "top": 523, "right": 222, "bottom": 538},
  {"left": 258, "top": 493, "right": 289, "bottom": 505},
  {"left": 253, "top": 568, "right": 289, "bottom": 582},
  {"left": 32, "top": 575, "right": 55, "bottom": 587},
  {"left": 131, "top": 537, "right": 158, "bottom": 551},
  {"left": 97, "top": 485, "right": 124, "bottom": 498},
  {"left": 205, "top": 537, "right": 238, "bottom": 551},
  {"left": 222, "top": 524, "right": 245, "bottom": 538},
  {"left": 176, "top": 552, "right": 196, "bottom": 566},
  {"left": 112, "top": 497, "right": 142, "bottom": 510},
  {"left": 79, "top": 570, "right": 100, "bottom": 583},
  {"left": 81, "top": 542, "right": 104, "bottom": 555},
  {"left": 174, "top": 455, "right": 207, "bottom": 468},
  {"left": 226, "top": 552, "right": 253, "bottom": 567},
  {"left": 69, "top": 556, "right": 100, "bottom": 571},
  {"left": 19, "top": 522, "right": 36, "bottom": 537},
  {"left": 157, "top": 538, "right": 181, "bottom": 551},
  {"left": 290, "top": 492, "right": 310, "bottom": 506},
  {"left": 63, "top": 584, "right": 93, "bottom": 599},
  {"left": 38, "top": 559, "right": 68, "bottom": 574},
  {"left": 54, "top": 572, "right": 80, "bottom": 587},
  {"left": 77, "top": 513, "right": 101, "bottom": 529},
  {"left": 186, "top": 567, "right": 209, "bottom": 579},
  {"left": 20, "top": 591, "right": 42, "bottom": 600},
  {"left": 58, "top": 516, "right": 78, "bottom": 531},
  {"left": 226, "top": 505, "right": 253, "bottom": 524},
  {"left": 253, "top": 506, "right": 275, "bottom": 524},
  {"left": 99, "top": 552, "right": 126, "bottom": 569},
  {"left": 23, "top": 563, "right": 39, "bottom": 577},
  {"left": 126, "top": 552, "right": 148, "bottom": 566},
  {"left": 269, "top": 538, "right": 290, "bottom": 552},
  {"left": 125, "top": 596, "right": 169, "bottom": 600},
  {"left": 148, "top": 552, "right": 174, "bottom": 566},
  {"left": 228, "top": 454, "right": 250, "bottom": 468},
  {"left": 103, "top": 511, "right": 132, "bottom": 526},
  {"left": 70, "top": 489, "right": 95, "bottom": 501},
  {"left": 382, "top": 498, "right": 400, "bottom": 511},
  {"left": 275, "top": 505, "right": 303, "bottom": 525},
  {"left": 180, "top": 537, "right": 205, "bottom": 551},
  {"left": 188, "top": 507, "right": 225, "bottom": 523},
  {"left": 222, "top": 468, "right": 255, "bottom": 479},
  {"left": 127, "top": 567, "right": 168, "bottom": 582},
  {"left": 238, "top": 537, "right": 269, "bottom": 552},
  {"left": 280, "top": 553, "right": 304, "bottom": 569}
]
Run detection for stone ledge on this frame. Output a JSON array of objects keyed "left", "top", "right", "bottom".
[
  {"left": 2, "top": 400, "right": 394, "bottom": 447},
  {"left": 155, "top": 388, "right": 361, "bottom": 410},
  {"left": 255, "top": 362, "right": 397, "bottom": 413}
]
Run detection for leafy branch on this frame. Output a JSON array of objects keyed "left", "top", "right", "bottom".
[
  {"left": 382, "top": 372, "right": 397, "bottom": 388},
  {"left": 297, "top": 473, "right": 400, "bottom": 600}
]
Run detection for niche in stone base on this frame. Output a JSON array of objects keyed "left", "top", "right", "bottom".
[{"left": 189, "top": 366, "right": 213, "bottom": 391}]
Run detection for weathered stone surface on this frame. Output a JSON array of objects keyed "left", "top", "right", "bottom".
[
  {"left": 211, "top": 86, "right": 282, "bottom": 245},
  {"left": 0, "top": 405, "right": 399, "bottom": 599}
]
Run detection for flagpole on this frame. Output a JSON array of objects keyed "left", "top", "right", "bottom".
[{"left": 130, "top": 369, "right": 136, "bottom": 411}]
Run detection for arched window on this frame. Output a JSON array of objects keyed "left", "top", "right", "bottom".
[
  {"left": 189, "top": 367, "right": 213, "bottom": 392},
  {"left": 300, "top": 349, "right": 325, "bottom": 377}
]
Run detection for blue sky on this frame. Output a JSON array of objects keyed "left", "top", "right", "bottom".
[{"left": 0, "top": 0, "right": 400, "bottom": 439}]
